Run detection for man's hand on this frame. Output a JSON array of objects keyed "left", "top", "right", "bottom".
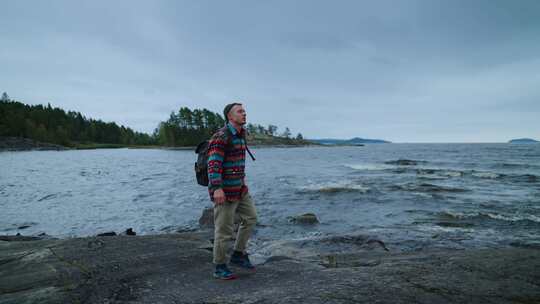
[{"left": 213, "top": 188, "right": 226, "bottom": 205}]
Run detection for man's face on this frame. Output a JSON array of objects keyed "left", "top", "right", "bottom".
[{"left": 228, "top": 104, "right": 247, "bottom": 125}]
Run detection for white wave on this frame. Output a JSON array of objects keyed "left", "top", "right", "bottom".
[
  {"left": 299, "top": 180, "right": 370, "bottom": 193},
  {"left": 344, "top": 163, "right": 392, "bottom": 171},
  {"left": 413, "top": 192, "right": 435, "bottom": 199},
  {"left": 416, "top": 224, "right": 474, "bottom": 233},
  {"left": 485, "top": 213, "right": 540, "bottom": 223},
  {"left": 440, "top": 210, "right": 540, "bottom": 223},
  {"left": 472, "top": 172, "right": 500, "bottom": 179}
]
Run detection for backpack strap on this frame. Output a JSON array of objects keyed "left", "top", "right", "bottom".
[
  {"left": 221, "top": 126, "right": 256, "bottom": 161},
  {"left": 245, "top": 144, "right": 256, "bottom": 161},
  {"left": 221, "top": 126, "right": 234, "bottom": 150}
]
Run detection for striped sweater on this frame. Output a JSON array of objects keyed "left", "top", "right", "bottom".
[{"left": 207, "top": 123, "right": 248, "bottom": 202}]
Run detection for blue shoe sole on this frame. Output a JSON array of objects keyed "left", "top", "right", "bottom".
[{"left": 213, "top": 273, "right": 237, "bottom": 280}]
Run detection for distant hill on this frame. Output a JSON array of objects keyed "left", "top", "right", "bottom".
[
  {"left": 509, "top": 138, "right": 539, "bottom": 144},
  {"left": 309, "top": 137, "right": 391, "bottom": 145}
]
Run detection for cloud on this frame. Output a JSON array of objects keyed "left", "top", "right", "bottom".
[{"left": 1, "top": 0, "right": 539, "bottom": 141}]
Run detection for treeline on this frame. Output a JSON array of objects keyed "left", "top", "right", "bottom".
[
  {"left": 155, "top": 107, "right": 226, "bottom": 146},
  {"left": 0, "top": 93, "right": 154, "bottom": 146},
  {"left": 1, "top": 92, "right": 305, "bottom": 148},
  {"left": 155, "top": 107, "right": 304, "bottom": 146}
]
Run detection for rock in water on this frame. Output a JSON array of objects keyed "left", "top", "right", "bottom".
[
  {"left": 291, "top": 213, "right": 319, "bottom": 225},
  {"left": 198, "top": 207, "right": 243, "bottom": 229},
  {"left": 97, "top": 232, "right": 117, "bottom": 237},
  {"left": 199, "top": 207, "right": 214, "bottom": 228},
  {"left": 0, "top": 235, "right": 42, "bottom": 241},
  {"left": 125, "top": 228, "right": 136, "bottom": 236},
  {"left": 385, "top": 159, "right": 421, "bottom": 166}
]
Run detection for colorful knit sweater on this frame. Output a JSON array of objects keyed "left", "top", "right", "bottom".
[{"left": 207, "top": 123, "right": 248, "bottom": 202}]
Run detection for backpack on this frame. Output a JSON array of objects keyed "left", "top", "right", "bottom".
[{"left": 194, "top": 127, "right": 255, "bottom": 186}]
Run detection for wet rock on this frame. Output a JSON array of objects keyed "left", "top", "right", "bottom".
[
  {"left": 197, "top": 240, "right": 214, "bottom": 252},
  {"left": 0, "top": 136, "right": 68, "bottom": 151},
  {"left": 385, "top": 159, "right": 424, "bottom": 166},
  {"left": 323, "top": 235, "right": 390, "bottom": 251},
  {"left": 160, "top": 225, "right": 175, "bottom": 232},
  {"left": 262, "top": 255, "right": 295, "bottom": 265},
  {"left": 199, "top": 207, "right": 214, "bottom": 228},
  {"left": 0, "top": 235, "right": 42, "bottom": 241},
  {"left": 320, "top": 254, "right": 382, "bottom": 268},
  {"left": 198, "top": 207, "right": 241, "bottom": 228},
  {"left": 396, "top": 183, "right": 469, "bottom": 193},
  {"left": 418, "top": 183, "right": 468, "bottom": 193},
  {"left": 97, "top": 232, "right": 117, "bottom": 237},
  {"left": 509, "top": 241, "right": 540, "bottom": 249},
  {"left": 2, "top": 232, "right": 540, "bottom": 303},
  {"left": 321, "top": 254, "right": 338, "bottom": 268},
  {"left": 176, "top": 226, "right": 198, "bottom": 233},
  {"left": 290, "top": 213, "right": 319, "bottom": 225},
  {"left": 366, "top": 239, "right": 390, "bottom": 251},
  {"left": 87, "top": 239, "right": 105, "bottom": 250},
  {"left": 261, "top": 234, "right": 390, "bottom": 259},
  {"left": 125, "top": 228, "right": 136, "bottom": 236}
]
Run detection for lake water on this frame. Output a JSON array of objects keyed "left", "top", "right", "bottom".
[{"left": 1, "top": 144, "right": 539, "bottom": 252}]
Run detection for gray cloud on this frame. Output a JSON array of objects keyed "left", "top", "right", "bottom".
[{"left": 1, "top": 0, "right": 539, "bottom": 142}]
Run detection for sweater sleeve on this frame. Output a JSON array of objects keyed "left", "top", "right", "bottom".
[{"left": 207, "top": 134, "right": 226, "bottom": 191}]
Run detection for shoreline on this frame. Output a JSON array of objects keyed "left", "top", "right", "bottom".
[
  {"left": 0, "top": 136, "right": 324, "bottom": 152},
  {"left": 0, "top": 142, "right": 369, "bottom": 152},
  {"left": 1, "top": 230, "right": 539, "bottom": 303}
]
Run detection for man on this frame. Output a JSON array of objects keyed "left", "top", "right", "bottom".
[{"left": 207, "top": 102, "right": 257, "bottom": 280}]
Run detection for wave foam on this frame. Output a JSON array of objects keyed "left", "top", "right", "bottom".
[
  {"left": 471, "top": 172, "right": 501, "bottom": 179},
  {"left": 298, "top": 181, "right": 370, "bottom": 194},
  {"left": 485, "top": 213, "right": 540, "bottom": 223},
  {"left": 344, "top": 163, "right": 392, "bottom": 171},
  {"left": 439, "top": 211, "right": 540, "bottom": 223}
]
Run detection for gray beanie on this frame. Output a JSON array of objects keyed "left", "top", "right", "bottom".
[{"left": 223, "top": 102, "right": 242, "bottom": 122}]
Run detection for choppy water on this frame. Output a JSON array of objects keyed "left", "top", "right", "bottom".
[{"left": 1, "top": 144, "right": 539, "bottom": 251}]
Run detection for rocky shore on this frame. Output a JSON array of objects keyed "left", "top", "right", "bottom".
[
  {"left": 0, "top": 136, "right": 316, "bottom": 152},
  {"left": 0, "top": 137, "right": 67, "bottom": 152},
  {"left": 1, "top": 230, "right": 539, "bottom": 304}
]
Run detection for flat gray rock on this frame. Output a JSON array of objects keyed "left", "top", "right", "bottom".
[{"left": 1, "top": 232, "right": 539, "bottom": 303}]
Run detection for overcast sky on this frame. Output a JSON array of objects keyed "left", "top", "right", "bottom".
[{"left": 1, "top": 1, "right": 539, "bottom": 142}]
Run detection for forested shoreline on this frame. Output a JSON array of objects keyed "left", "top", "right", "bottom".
[{"left": 0, "top": 92, "right": 308, "bottom": 150}]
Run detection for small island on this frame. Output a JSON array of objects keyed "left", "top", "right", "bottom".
[{"left": 509, "top": 138, "right": 539, "bottom": 144}]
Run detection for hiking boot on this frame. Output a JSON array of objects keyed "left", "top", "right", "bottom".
[
  {"left": 230, "top": 252, "right": 256, "bottom": 270},
  {"left": 214, "top": 264, "right": 236, "bottom": 280}
]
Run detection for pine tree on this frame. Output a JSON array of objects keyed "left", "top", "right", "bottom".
[
  {"left": 1, "top": 92, "right": 9, "bottom": 102},
  {"left": 282, "top": 127, "right": 291, "bottom": 139},
  {"left": 267, "top": 125, "right": 277, "bottom": 136}
]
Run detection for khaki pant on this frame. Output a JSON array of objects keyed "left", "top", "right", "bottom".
[{"left": 213, "top": 193, "right": 258, "bottom": 264}]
